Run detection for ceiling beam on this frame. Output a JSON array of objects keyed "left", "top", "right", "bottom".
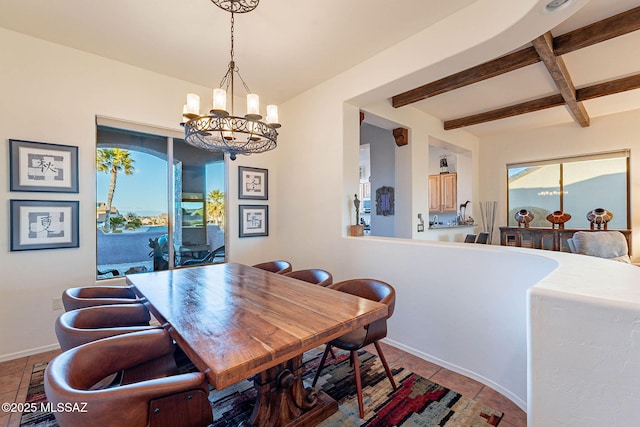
[
  {"left": 392, "top": 6, "right": 640, "bottom": 108},
  {"left": 443, "top": 73, "right": 640, "bottom": 130},
  {"left": 443, "top": 95, "right": 565, "bottom": 130},
  {"left": 554, "top": 6, "right": 640, "bottom": 56},
  {"left": 576, "top": 74, "right": 640, "bottom": 101},
  {"left": 531, "top": 31, "right": 589, "bottom": 127},
  {"left": 391, "top": 47, "right": 540, "bottom": 108}
]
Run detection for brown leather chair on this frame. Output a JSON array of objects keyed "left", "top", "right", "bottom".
[
  {"left": 55, "top": 303, "right": 158, "bottom": 352},
  {"left": 312, "top": 278, "right": 397, "bottom": 419},
  {"left": 62, "top": 286, "right": 140, "bottom": 311},
  {"left": 252, "top": 260, "right": 292, "bottom": 274},
  {"left": 284, "top": 269, "right": 333, "bottom": 287},
  {"left": 44, "top": 329, "right": 212, "bottom": 427}
]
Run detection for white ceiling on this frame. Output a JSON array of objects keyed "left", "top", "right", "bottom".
[
  {"left": 1, "top": 0, "right": 639, "bottom": 138},
  {"left": 0, "top": 0, "right": 474, "bottom": 104}
]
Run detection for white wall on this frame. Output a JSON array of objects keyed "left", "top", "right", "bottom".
[
  {"left": 0, "top": 28, "right": 280, "bottom": 359},
  {"left": 361, "top": 123, "right": 395, "bottom": 237},
  {"left": 528, "top": 253, "right": 640, "bottom": 426},
  {"left": 478, "top": 109, "right": 640, "bottom": 259}
]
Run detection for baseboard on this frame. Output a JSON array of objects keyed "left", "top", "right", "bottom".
[
  {"left": 382, "top": 338, "right": 527, "bottom": 412},
  {"left": 0, "top": 343, "right": 61, "bottom": 363}
]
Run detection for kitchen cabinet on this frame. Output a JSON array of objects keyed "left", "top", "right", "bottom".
[{"left": 429, "top": 173, "right": 457, "bottom": 212}]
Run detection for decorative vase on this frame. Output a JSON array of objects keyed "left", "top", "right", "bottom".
[
  {"left": 586, "top": 208, "right": 613, "bottom": 230},
  {"left": 514, "top": 209, "right": 534, "bottom": 228},
  {"left": 546, "top": 210, "right": 571, "bottom": 229}
]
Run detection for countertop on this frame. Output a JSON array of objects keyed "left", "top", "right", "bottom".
[{"left": 429, "top": 223, "right": 476, "bottom": 230}]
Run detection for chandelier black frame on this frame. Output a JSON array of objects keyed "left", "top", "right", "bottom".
[{"left": 182, "top": 0, "right": 280, "bottom": 160}]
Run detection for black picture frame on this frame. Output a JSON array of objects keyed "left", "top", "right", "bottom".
[
  {"left": 10, "top": 139, "right": 79, "bottom": 193},
  {"left": 10, "top": 200, "right": 80, "bottom": 251},
  {"left": 238, "top": 166, "right": 268, "bottom": 200},
  {"left": 239, "top": 205, "right": 269, "bottom": 237}
]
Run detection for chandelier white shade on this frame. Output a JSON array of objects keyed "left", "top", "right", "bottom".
[{"left": 181, "top": 0, "right": 280, "bottom": 160}]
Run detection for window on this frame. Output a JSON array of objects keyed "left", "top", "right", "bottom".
[
  {"left": 96, "top": 122, "right": 226, "bottom": 279},
  {"left": 507, "top": 151, "right": 629, "bottom": 229}
]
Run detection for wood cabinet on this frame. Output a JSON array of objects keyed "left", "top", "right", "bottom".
[{"left": 429, "top": 173, "right": 457, "bottom": 212}]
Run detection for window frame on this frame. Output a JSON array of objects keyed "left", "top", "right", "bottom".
[
  {"left": 506, "top": 150, "right": 630, "bottom": 230},
  {"left": 95, "top": 116, "right": 227, "bottom": 279}
]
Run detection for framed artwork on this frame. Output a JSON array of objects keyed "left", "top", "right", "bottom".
[
  {"left": 10, "top": 139, "right": 79, "bottom": 193},
  {"left": 238, "top": 166, "right": 268, "bottom": 200},
  {"left": 376, "top": 186, "right": 395, "bottom": 216},
  {"left": 239, "top": 205, "right": 269, "bottom": 237},
  {"left": 10, "top": 200, "right": 80, "bottom": 251}
]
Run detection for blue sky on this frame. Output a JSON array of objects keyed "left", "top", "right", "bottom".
[{"left": 97, "top": 152, "right": 225, "bottom": 216}]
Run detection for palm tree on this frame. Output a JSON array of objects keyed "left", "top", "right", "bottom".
[
  {"left": 97, "top": 148, "right": 135, "bottom": 230},
  {"left": 109, "top": 216, "right": 125, "bottom": 232},
  {"left": 207, "top": 189, "right": 225, "bottom": 227}
]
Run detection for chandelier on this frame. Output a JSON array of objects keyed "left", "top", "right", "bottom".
[{"left": 181, "top": 0, "right": 280, "bottom": 160}]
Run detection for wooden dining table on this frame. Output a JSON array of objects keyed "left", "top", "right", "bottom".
[{"left": 126, "top": 262, "right": 388, "bottom": 426}]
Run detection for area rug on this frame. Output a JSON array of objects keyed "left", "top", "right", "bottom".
[{"left": 21, "top": 348, "right": 502, "bottom": 427}]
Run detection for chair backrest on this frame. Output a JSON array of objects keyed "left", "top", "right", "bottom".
[
  {"left": 252, "top": 260, "right": 293, "bottom": 274},
  {"left": 475, "top": 232, "right": 489, "bottom": 244},
  {"left": 62, "top": 286, "right": 139, "bottom": 311},
  {"left": 55, "top": 303, "right": 156, "bottom": 351},
  {"left": 44, "top": 329, "right": 212, "bottom": 427},
  {"left": 329, "top": 279, "right": 396, "bottom": 346},
  {"left": 329, "top": 279, "right": 395, "bottom": 319},
  {"left": 284, "top": 269, "right": 333, "bottom": 287},
  {"left": 464, "top": 234, "right": 477, "bottom": 243},
  {"left": 567, "top": 231, "right": 630, "bottom": 262}
]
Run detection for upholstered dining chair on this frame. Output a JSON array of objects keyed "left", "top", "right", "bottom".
[
  {"left": 464, "top": 234, "right": 477, "bottom": 243},
  {"left": 44, "top": 329, "right": 213, "bottom": 427},
  {"left": 252, "top": 260, "right": 293, "bottom": 274},
  {"left": 284, "top": 269, "right": 333, "bottom": 287},
  {"left": 62, "top": 285, "right": 140, "bottom": 311},
  {"left": 55, "top": 303, "right": 157, "bottom": 352},
  {"left": 312, "top": 278, "right": 397, "bottom": 419},
  {"left": 55, "top": 303, "right": 170, "bottom": 387},
  {"left": 567, "top": 231, "right": 631, "bottom": 263}
]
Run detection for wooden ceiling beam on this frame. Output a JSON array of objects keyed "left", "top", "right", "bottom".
[
  {"left": 443, "top": 95, "right": 565, "bottom": 130},
  {"left": 576, "top": 74, "right": 640, "bottom": 101},
  {"left": 392, "top": 6, "right": 640, "bottom": 109},
  {"left": 554, "top": 6, "right": 640, "bottom": 56},
  {"left": 391, "top": 47, "right": 540, "bottom": 108},
  {"left": 531, "top": 31, "right": 589, "bottom": 127},
  {"left": 443, "top": 73, "right": 640, "bottom": 130}
]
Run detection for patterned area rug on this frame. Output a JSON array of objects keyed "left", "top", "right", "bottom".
[{"left": 21, "top": 347, "right": 502, "bottom": 427}]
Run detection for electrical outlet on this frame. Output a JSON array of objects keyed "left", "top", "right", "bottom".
[{"left": 52, "top": 297, "right": 63, "bottom": 311}]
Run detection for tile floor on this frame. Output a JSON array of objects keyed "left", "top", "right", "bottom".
[{"left": 1, "top": 343, "right": 526, "bottom": 427}]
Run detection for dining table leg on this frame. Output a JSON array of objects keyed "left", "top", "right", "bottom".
[{"left": 241, "top": 354, "right": 338, "bottom": 427}]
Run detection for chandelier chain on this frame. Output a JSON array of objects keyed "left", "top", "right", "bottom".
[
  {"left": 230, "top": 13, "right": 234, "bottom": 63},
  {"left": 219, "top": 12, "right": 252, "bottom": 95}
]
